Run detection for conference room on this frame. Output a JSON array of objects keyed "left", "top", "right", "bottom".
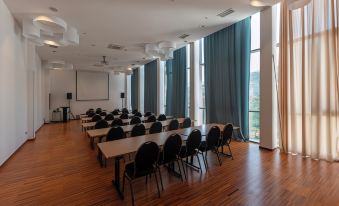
[{"left": 1, "top": 0, "right": 338, "bottom": 205}]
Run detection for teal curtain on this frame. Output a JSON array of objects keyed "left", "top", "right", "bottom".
[
  {"left": 144, "top": 60, "right": 157, "bottom": 113},
  {"left": 131, "top": 68, "right": 139, "bottom": 111},
  {"left": 166, "top": 47, "right": 187, "bottom": 117},
  {"left": 204, "top": 17, "right": 251, "bottom": 139}
]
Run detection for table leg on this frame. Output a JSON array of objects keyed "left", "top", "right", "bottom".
[
  {"left": 112, "top": 156, "right": 124, "bottom": 199},
  {"left": 90, "top": 137, "right": 94, "bottom": 149}
]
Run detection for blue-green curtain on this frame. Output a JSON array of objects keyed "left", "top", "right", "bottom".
[
  {"left": 204, "top": 17, "right": 251, "bottom": 139},
  {"left": 131, "top": 68, "right": 139, "bottom": 111},
  {"left": 144, "top": 60, "right": 158, "bottom": 113},
  {"left": 166, "top": 47, "right": 187, "bottom": 117}
]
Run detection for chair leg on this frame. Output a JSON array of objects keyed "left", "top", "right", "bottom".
[
  {"left": 176, "top": 160, "right": 184, "bottom": 182},
  {"left": 153, "top": 171, "right": 161, "bottom": 198},
  {"left": 122, "top": 173, "right": 126, "bottom": 193},
  {"left": 215, "top": 148, "right": 222, "bottom": 166},
  {"left": 129, "top": 179, "right": 135, "bottom": 206},
  {"left": 180, "top": 158, "right": 187, "bottom": 180},
  {"left": 158, "top": 166, "right": 164, "bottom": 191},
  {"left": 196, "top": 154, "right": 203, "bottom": 174},
  {"left": 228, "top": 144, "right": 234, "bottom": 160},
  {"left": 145, "top": 175, "right": 148, "bottom": 184},
  {"left": 201, "top": 151, "right": 208, "bottom": 170}
]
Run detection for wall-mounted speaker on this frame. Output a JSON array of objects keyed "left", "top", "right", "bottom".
[
  {"left": 67, "top": 92, "right": 72, "bottom": 100},
  {"left": 120, "top": 92, "right": 125, "bottom": 99}
]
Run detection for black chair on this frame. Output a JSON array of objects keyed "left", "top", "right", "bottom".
[
  {"left": 219, "top": 124, "right": 234, "bottom": 159},
  {"left": 168, "top": 119, "right": 179, "bottom": 131},
  {"left": 147, "top": 115, "right": 156, "bottom": 123},
  {"left": 112, "top": 110, "right": 120, "bottom": 115},
  {"left": 144, "top": 111, "right": 152, "bottom": 117},
  {"left": 182, "top": 118, "right": 191, "bottom": 128},
  {"left": 87, "top": 111, "right": 95, "bottom": 117},
  {"left": 96, "top": 108, "right": 102, "bottom": 114},
  {"left": 100, "top": 111, "right": 107, "bottom": 116},
  {"left": 149, "top": 122, "right": 163, "bottom": 134},
  {"left": 130, "top": 116, "right": 141, "bottom": 125},
  {"left": 92, "top": 114, "right": 102, "bottom": 122},
  {"left": 199, "top": 126, "right": 222, "bottom": 169},
  {"left": 104, "top": 113, "right": 114, "bottom": 121},
  {"left": 132, "top": 109, "right": 138, "bottom": 114},
  {"left": 157, "top": 134, "right": 184, "bottom": 189},
  {"left": 130, "top": 124, "right": 146, "bottom": 137},
  {"left": 111, "top": 118, "right": 124, "bottom": 127},
  {"left": 86, "top": 109, "right": 94, "bottom": 115},
  {"left": 179, "top": 129, "right": 203, "bottom": 174},
  {"left": 122, "top": 108, "right": 129, "bottom": 114},
  {"left": 122, "top": 141, "right": 161, "bottom": 206},
  {"left": 95, "top": 119, "right": 109, "bottom": 129},
  {"left": 98, "top": 126, "right": 125, "bottom": 166},
  {"left": 158, "top": 114, "right": 167, "bottom": 121},
  {"left": 120, "top": 113, "right": 129, "bottom": 119},
  {"left": 134, "top": 112, "right": 142, "bottom": 118}
]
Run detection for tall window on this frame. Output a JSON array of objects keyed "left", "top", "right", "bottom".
[
  {"left": 198, "top": 38, "right": 206, "bottom": 124},
  {"left": 160, "top": 61, "right": 166, "bottom": 114},
  {"left": 249, "top": 12, "right": 261, "bottom": 142},
  {"left": 186, "top": 45, "right": 190, "bottom": 117}
]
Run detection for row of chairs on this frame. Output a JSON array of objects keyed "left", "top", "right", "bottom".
[{"left": 122, "top": 124, "right": 234, "bottom": 205}]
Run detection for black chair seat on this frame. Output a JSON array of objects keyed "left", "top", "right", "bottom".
[
  {"left": 125, "top": 162, "right": 154, "bottom": 178},
  {"left": 198, "top": 141, "right": 213, "bottom": 152}
]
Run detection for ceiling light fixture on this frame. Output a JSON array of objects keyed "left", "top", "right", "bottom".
[
  {"left": 288, "top": 0, "right": 312, "bottom": 10},
  {"left": 33, "top": 15, "right": 67, "bottom": 33},
  {"left": 60, "top": 26, "right": 79, "bottom": 46},
  {"left": 49, "top": 7, "right": 58, "bottom": 12},
  {"left": 250, "top": 0, "right": 268, "bottom": 7}
]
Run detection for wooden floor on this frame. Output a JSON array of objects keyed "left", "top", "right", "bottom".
[{"left": 0, "top": 121, "right": 338, "bottom": 206}]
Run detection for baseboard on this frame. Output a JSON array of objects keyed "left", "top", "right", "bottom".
[{"left": 0, "top": 139, "right": 28, "bottom": 167}]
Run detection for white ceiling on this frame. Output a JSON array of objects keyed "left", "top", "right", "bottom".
[{"left": 5, "top": 0, "right": 261, "bottom": 71}]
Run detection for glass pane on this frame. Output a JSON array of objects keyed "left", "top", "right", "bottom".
[
  {"left": 251, "top": 12, "right": 261, "bottom": 51},
  {"left": 249, "top": 112, "right": 260, "bottom": 141},
  {"left": 249, "top": 51, "right": 260, "bottom": 111}
]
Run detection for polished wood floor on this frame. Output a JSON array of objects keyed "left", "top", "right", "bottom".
[{"left": 0, "top": 120, "right": 338, "bottom": 206}]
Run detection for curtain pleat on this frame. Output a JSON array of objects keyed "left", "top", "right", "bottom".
[
  {"left": 131, "top": 68, "right": 139, "bottom": 111},
  {"left": 144, "top": 60, "right": 157, "bottom": 113},
  {"left": 204, "top": 17, "right": 251, "bottom": 139},
  {"left": 165, "top": 47, "right": 187, "bottom": 117},
  {"left": 279, "top": 0, "right": 339, "bottom": 161}
]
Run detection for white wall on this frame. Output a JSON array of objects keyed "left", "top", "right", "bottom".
[
  {"left": 49, "top": 70, "right": 125, "bottom": 116},
  {"left": 0, "top": 0, "right": 44, "bottom": 165}
]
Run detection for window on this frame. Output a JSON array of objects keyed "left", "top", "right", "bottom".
[
  {"left": 198, "top": 38, "right": 206, "bottom": 125},
  {"left": 160, "top": 61, "right": 166, "bottom": 114},
  {"left": 186, "top": 45, "right": 190, "bottom": 117},
  {"left": 249, "top": 12, "right": 261, "bottom": 142}
]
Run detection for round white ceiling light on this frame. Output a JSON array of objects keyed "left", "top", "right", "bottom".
[
  {"left": 33, "top": 15, "right": 67, "bottom": 33},
  {"left": 250, "top": 0, "right": 268, "bottom": 7},
  {"left": 288, "top": 0, "right": 312, "bottom": 10},
  {"left": 60, "top": 26, "right": 79, "bottom": 46},
  {"left": 145, "top": 41, "right": 177, "bottom": 61}
]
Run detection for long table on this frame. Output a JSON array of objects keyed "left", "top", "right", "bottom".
[
  {"left": 86, "top": 118, "right": 185, "bottom": 148},
  {"left": 81, "top": 114, "right": 173, "bottom": 123},
  {"left": 97, "top": 123, "right": 224, "bottom": 200}
]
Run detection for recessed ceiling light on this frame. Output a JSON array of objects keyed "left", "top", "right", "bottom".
[
  {"left": 250, "top": 0, "right": 267, "bottom": 7},
  {"left": 49, "top": 7, "right": 58, "bottom": 12},
  {"left": 82, "top": 32, "right": 87, "bottom": 35},
  {"left": 91, "top": 44, "right": 96, "bottom": 47},
  {"left": 200, "top": 25, "right": 206, "bottom": 28}
]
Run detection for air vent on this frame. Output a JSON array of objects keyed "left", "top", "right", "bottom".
[
  {"left": 178, "top": 34, "right": 190, "bottom": 39},
  {"left": 217, "top": 9, "right": 234, "bottom": 17},
  {"left": 107, "top": 44, "right": 124, "bottom": 50},
  {"left": 49, "top": 45, "right": 58, "bottom": 49}
]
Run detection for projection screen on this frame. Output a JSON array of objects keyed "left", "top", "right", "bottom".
[{"left": 76, "top": 71, "right": 109, "bottom": 101}]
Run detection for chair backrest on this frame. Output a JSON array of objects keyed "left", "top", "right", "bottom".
[
  {"left": 92, "top": 114, "right": 102, "bottom": 122},
  {"left": 158, "top": 114, "right": 167, "bottom": 121},
  {"left": 133, "top": 141, "right": 159, "bottom": 176},
  {"left": 106, "top": 126, "right": 125, "bottom": 142},
  {"left": 168, "top": 119, "right": 179, "bottom": 131},
  {"left": 149, "top": 121, "right": 163, "bottom": 134},
  {"left": 147, "top": 115, "right": 156, "bottom": 123},
  {"left": 95, "top": 119, "right": 109, "bottom": 129},
  {"left": 206, "top": 126, "right": 221, "bottom": 148},
  {"left": 132, "top": 109, "right": 138, "bottom": 114},
  {"left": 104, "top": 113, "right": 114, "bottom": 121},
  {"left": 86, "top": 109, "right": 94, "bottom": 115},
  {"left": 144, "top": 111, "right": 152, "bottom": 117},
  {"left": 221, "top": 124, "right": 233, "bottom": 146},
  {"left": 100, "top": 112, "right": 107, "bottom": 116},
  {"left": 88, "top": 111, "right": 95, "bottom": 117},
  {"left": 111, "top": 118, "right": 124, "bottom": 127},
  {"left": 96, "top": 108, "right": 102, "bottom": 114},
  {"left": 185, "top": 129, "right": 202, "bottom": 156},
  {"left": 122, "top": 108, "right": 129, "bottom": 114},
  {"left": 134, "top": 112, "right": 142, "bottom": 117},
  {"left": 162, "top": 134, "right": 182, "bottom": 163},
  {"left": 112, "top": 110, "right": 120, "bottom": 115},
  {"left": 131, "top": 124, "right": 146, "bottom": 137},
  {"left": 182, "top": 118, "right": 191, "bottom": 128},
  {"left": 120, "top": 113, "right": 128, "bottom": 119},
  {"left": 130, "top": 116, "right": 141, "bottom": 125}
]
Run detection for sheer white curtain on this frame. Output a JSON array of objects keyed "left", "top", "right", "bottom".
[{"left": 279, "top": 0, "right": 339, "bottom": 161}]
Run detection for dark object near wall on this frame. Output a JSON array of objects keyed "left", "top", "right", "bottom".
[
  {"left": 120, "top": 93, "right": 125, "bottom": 98},
  {"left": 67, "top": 93, "right": 72, "bottom": 100}
]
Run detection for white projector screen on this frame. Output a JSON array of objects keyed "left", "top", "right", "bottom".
[{"left": 76, "top": 71, "right": 109, "bottom": 101}]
